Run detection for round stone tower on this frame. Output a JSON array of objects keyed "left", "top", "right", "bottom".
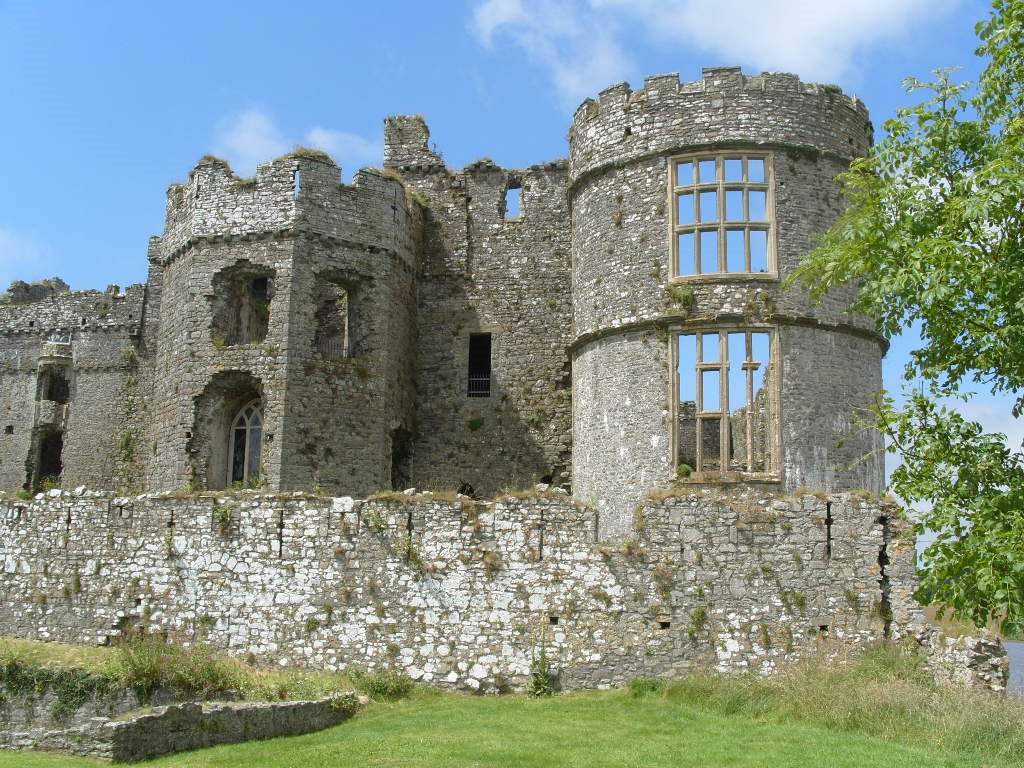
[{"left": 568, "top": 67, "right": 884, "bottom": 537}]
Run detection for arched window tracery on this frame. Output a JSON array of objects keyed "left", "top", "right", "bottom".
[{"left": 229, "top": 399, "right": 262, "bottom": 486}]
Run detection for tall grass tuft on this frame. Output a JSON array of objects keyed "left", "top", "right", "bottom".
[{"left": 658, "top": 642, "right": 1024, "bottom": 765}]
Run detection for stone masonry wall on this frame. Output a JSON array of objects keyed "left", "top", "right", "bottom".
[
  {"left": 0, "top": 287, "right": 144, "bottom": 493},
  {"left": 385, "top": 117, "right": 574, "bottom": 493},
  {"left": 0, "top": 489, "right": 922, "bottom": 691},
  {"left": 1, "top": 683, "right": 356, "bottom": 763}
]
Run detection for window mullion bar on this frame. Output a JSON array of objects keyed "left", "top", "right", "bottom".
[
  {"left": 719, "top": 332, "right": 729, "bottom": 472},
  {"left": 746, "top": 332, "right": 755, "bottom": 472}
]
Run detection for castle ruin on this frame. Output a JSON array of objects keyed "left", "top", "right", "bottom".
[{"left": 0, "top": 68, "right": 1004, "bottom": 691}]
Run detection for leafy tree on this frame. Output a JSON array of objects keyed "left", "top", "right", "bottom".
[{"left": 794, "top": 0, "right": 1024, "bottom": 634}]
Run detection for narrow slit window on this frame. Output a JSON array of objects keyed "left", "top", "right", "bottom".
[
  {"left": 468, "top": 333, "right": 492, "bottom": 397},
  {"left": 672, "top": 153, "right": 773, "bottom": 276}
]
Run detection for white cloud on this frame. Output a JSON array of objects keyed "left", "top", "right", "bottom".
[
  {"left": 213, "top": 110, "right": 382, "bottom": 179},
  {"left": 303, "top": 127, "right": 382, "bottom": 175},
  {"left": 597, "top": 0, "right": 948, "bottom": 83},
  {"left": 472, "top": 0, "right": 633, "bottom": 109},
  {"left": 471, "top": 0, "right": 958, "bottom": 108},
  {"left": 952, "top": 396, "right": 1024, "bottom": 451},
  {"left": 214, "top": 109, "right": 290, "bottom": 176},
  {"left": 0, "top": 228, "right": 49, "bottom": 290}
]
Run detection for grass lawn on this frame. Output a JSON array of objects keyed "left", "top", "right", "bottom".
[{"left": 0, "top": 688, "right": 996, "bottom": 768}]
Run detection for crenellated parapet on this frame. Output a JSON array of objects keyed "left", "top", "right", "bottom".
[
  {"left": 569, "top": 67, "right": 872, "bottom": 185},
  {"left": 0, "top": 285, "right": 144, "bottom": 341},
  {"left": 156, "top": 151, "right": 421, "bottom": 269}
]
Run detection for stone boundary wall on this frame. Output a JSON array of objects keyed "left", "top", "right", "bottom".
[
  {"left": 1, "top": 691, "right": 356, "bottom": 763},
  {"left": 0, "top": 489, "right": 1004, "bottom": 693}
]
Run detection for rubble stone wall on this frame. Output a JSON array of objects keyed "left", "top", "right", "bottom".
[{"left": 1, "top": 489, "right": 927, "bottom": 691}]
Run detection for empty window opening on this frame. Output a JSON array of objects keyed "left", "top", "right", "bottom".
[
  {"left": 33, "top": 431, "right": 63, "bottom": 491},
  {"left": 468, "top": 333, "right": 492, "bottom": 397},
  {"left": 672, "top": 154, "right": 772, "bottom": 276},
  {"left": 658, "top": 620, "right": 672, "bottom": 630},
  {"left": 549, "top": 615, "right": 559, "bottom": 626},
  {"left": 293, "top": 169, "right": 301, "bottom": 200},
  {"left": 4, "top": 426, "right": 12, "bottom": 435},
  {"left": 817, "top": 624, "right": 830, "bottom": 636},
  {"left": 314, "top": 283, "right": 350, "bottom": 360},
  {"left": 39, "top": 366, "right": 70, "bottom": 404},
  {"left": 503, "top": 186, "right": 522, "bottom": 220},
  {"left": 229, "top": 400, "right": 263, "bottom": 487},
  {"left": 210, "top": 263, "right": 275, "bottom": 346},
  {"left": 677, "top": 330, "right": 776, "bottom": 475},
  {"left": 390, "top": 427, "right": 412, "bottom": 491}
]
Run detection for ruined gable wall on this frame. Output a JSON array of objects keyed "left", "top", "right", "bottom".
[
  {"left": 0, "top": 288, "right": 144, "bottom": 492},
  {"left": 385, "top": 119, "right": 573, "bottom": 494},
  {"left": 0, "top": 490, "right": 923, "bottom": 690}
]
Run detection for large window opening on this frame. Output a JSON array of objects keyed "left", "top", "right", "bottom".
[
  {"left": 314, "top": 282, "right": 351, "bottom": 360},
  {"left": 229, "top": 399, "right": 263, "bottom": 486},
  {"left": 30, "top": 430, "right": 63, "bottom": 491},
  {"left": 672, "top": 154, "right": 772, "bottom": 276},
  {"left": 676, "top": 330, "right": 776, "bottom": 475},
  {"left": 189, "top": 371, "right": 264, "bottom": 490},
  {"left": 468, "top": 333, "right": 492, "bottom": 397},
  {"left": 210, "top": 262, "right": 275, "bottom": 346},
  {"left": 38, "top": 365, "right": 71, "bottom": 404}
]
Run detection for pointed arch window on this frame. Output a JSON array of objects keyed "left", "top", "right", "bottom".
[{"left": 229, "top": 400, "right": 262, "bottom": 486}]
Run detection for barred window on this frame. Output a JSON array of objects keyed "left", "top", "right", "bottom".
[
  {"left": 468, "top": 333, "right": 492, "bottom": 397},
  {"left": 672, "top": 155, "right": 772, "bottom": 276},
  {"left": 676, "top": 330, "right": 777, "bottom": 475}
]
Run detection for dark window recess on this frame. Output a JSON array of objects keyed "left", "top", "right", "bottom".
[
  {"left": 4, "top": 426, "right": 12, "bottom": 435},
  {"left": 210, "top": 265, "right": 274, "bottom": 346},
  {"left": 468, "top": 333, "right": 492, "bottom": 397},
  {"left": 548, "top": 615, "right": 559, "bottom": 626},
  {"left": 41, "top": 367, "right": 70, "bottom": 404},
  {"left": 36, "top": 431, "right": 63, "bottom": 489},
  {"left": 314, "top": 283, "right": 350, "bottom": 360},
  {"left": 658, "top": 620, "right": 672, "bottom": 630},
  {"left": 251, "top": 277, "right": 270, "bottom": 302}
]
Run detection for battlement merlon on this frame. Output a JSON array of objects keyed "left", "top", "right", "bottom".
[
  {"left": 568, "top": 66, "right": 873, "bottom": 183},
  {"left": 154, "top": 150, "right": 422, "bottom": 266}
]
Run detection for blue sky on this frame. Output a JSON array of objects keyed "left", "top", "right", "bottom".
[{"left": 0, "top": 0, "right": 1015, "bottom": 451}]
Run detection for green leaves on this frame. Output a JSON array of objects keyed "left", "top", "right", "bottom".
[{"left": 796, "top": 0, "right": 1024, "bottom": 633}]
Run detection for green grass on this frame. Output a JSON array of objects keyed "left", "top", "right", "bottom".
[
  {"left": 0, "top": 636, "right": 355, "bottom": 702},
  {"left": 2, "top": 641, "right": 1021, "bottom": 767},
  {"left": 0, "top": 687, "right": 998, "bottom": 768}
]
